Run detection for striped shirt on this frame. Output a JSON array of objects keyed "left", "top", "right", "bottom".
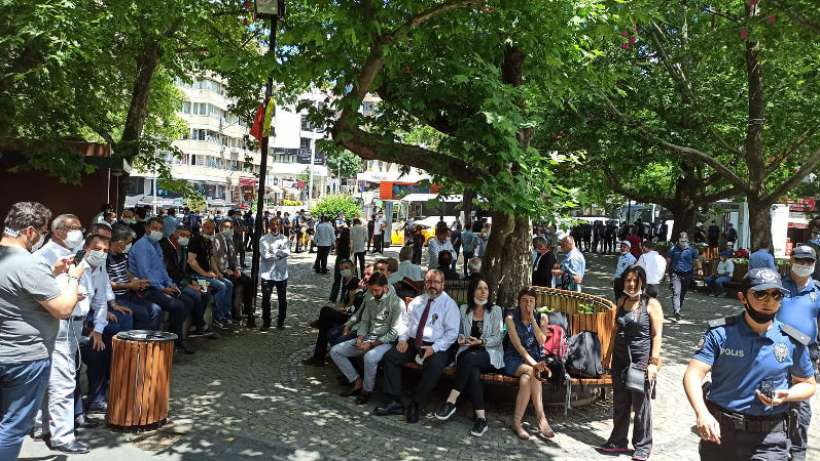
[{"left": 107, "top": 253, "right": 130, "bottom": 296}]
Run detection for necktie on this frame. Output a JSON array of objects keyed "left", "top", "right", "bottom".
[{"left": 414, "top": 298, "right": 434, "bottom": 348}]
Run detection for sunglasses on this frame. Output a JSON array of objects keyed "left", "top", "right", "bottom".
[{"left": 751, "top": 290, "right": 783, "bottom": 301}]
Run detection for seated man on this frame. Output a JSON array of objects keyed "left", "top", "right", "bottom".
[
  {"left": 214, "top": 219, "right": 252, "bottom": 322},
  {"left": 106, "top": 224, "right": 162, "bottom": 330},
  {"left": 396, "top": 245, "right": 425, "bottom": 282},
  {"left": 186, "top": 220, "right": 233, "bottom": 329},
  {"left": 331, "top": 272, "right": 403, "bottom": 405},
  {"left": 374, "top": 269, "right": 460, "bottom": 423},
  {"left": 303, "top": 260, "right": 365, "bottom": 366},
  {"left": 705, "top": 250, "right": 735, "bottom": 297},
  {"left": 127, "top": 217, "right": 194, "bottom": 353},
  {"left": 437, "top": 251, "right": 460, "bottom": 281},
  {"left": 159, "top": 226, "right": 210, "bottom": 335}
]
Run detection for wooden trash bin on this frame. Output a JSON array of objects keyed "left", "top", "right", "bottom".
[{"left": 107, "top": 330, "right": 177, "bottom": 430}]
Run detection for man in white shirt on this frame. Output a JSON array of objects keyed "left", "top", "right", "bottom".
[
  {"left": 313, "top": 215, "right": 335, "bottom": 274},
  {"left": 705, "top": 250, "right": 735, "bottom": 297},
  {"left": 350, "top": 218, "right": 368, "bottom": 278},
  {"left": 427, "top": 227, "right": 455, "bottom": 270},
  {"left": 395, "top": 246, "right": 424, "bottom": 282},
  {"left": 636, "top": 240, "right": 667, "bottom": 300},
  {"left": 34, "top": 228, "right": 109, "bottom": 454},
  {"left": 374, "top": 270, "right": 459, "bottom": 424},
  {"left": 373, "top": 212, "right": 385, "bottom": 254},
  {"left": 260, "top": 218, "right": 290, "bottom": 329}
]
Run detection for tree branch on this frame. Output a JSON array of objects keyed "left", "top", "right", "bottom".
[
  {"left": 600, "top": 165, "right": 675, "bottom": 209},
  {"left": 701, "top": 185, "right": 742, "bottom": 203},
  {"left": 764, "top": 148, "right": 820, "bottom": 203},
  {"left": 770, "top": 0, "right": 820, "bottom": 34},
  {"left": 764, "top": 124, "right": 820, "bottom": 178}
]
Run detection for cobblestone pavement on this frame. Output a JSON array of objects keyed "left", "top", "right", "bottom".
[{"left": 20, "top": 249, "right": 820, "bottom": 461}]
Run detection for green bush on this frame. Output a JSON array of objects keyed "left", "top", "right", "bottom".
[{"left": 312, "top": 195, "right": 361, "bottom": 221}]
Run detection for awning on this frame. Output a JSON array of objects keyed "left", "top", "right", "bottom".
[{"left": 400, "top": 193, "right": 439, "bottom": 202}]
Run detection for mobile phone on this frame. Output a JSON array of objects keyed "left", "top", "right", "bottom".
[
  {"left": 73, "top": 249, "right": 86, "bottom": 265},
  {"left": 759, "top": 381, "right": 774, "bottom": 399}
]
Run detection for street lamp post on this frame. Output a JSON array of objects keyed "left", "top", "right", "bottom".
[{"left": 249, "top": 0, "right": 283, "bottom": 327}]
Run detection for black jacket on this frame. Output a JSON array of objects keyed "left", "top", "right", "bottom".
[{"left": 532, "top": 250, "right": 557, "bottom": 287}]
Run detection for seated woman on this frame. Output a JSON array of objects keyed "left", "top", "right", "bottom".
[
  {"left": 433, "top": 277, "right": 504, "bottom": 437},
  {"left": 504, "top": 287, "right": 554, "bottom": 440},
  {"left": 302, "top": 260, "right": 366, "bottom": 366}
]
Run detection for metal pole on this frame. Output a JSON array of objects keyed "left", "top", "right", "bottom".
[
  {"left": 308, "top": 140, "right": 315, "bottom": 207},
  {"left": 250, "top": 15, "right": 278, "bottom": 325}
]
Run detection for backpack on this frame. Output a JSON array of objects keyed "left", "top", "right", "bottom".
[
  {"left": 543, "top": 324, "right": 568, "bottom": 362},
  {"left": 564, "top": 331, "right": 604, "bottom": 378}
]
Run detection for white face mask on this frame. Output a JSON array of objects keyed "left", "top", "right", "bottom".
[
  {"left": 340, "top": 269, "right": 353, "bottom": 279},
  {"left": 473, "top": 297, "right": 488, "bottom": 306},
  {"left": 85, "top": 249, "right": 108, "bottom": 268},
  {"left": 222, "top": 229, "right": 234, "bottom": 238},
  {"left": 625, "top": 289, "right": 643, "bottom": 300},
  {"left": 30, "top": 230, "right": 45, "bottom": 252},
  {"left": 123, "top": 242, "right": 133, "bottom": 254},
  {"left": 148, "top": 230, "right": 163, "bottom": 242},
  {"left": 177, "top": 237, "right": 189, "bottom": 247},
  {"left": 203, "top": 233, "right": 215, "bottom": 240},
  {"left": 64, "top": 229, "right": 85, "bottom": 249},
  {"left": 792, "top": 263, "right": 815, "bottom": 278}
]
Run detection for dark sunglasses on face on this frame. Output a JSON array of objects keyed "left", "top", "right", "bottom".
[{"left": 751, "top": 290, "right": 783, "bottom": 301}]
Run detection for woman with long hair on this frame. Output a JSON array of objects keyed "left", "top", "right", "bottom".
[
  {"left": 598, "top": 265, "right": 663, "bottom": 461},
  {"left": 433, "top": 277, "right": 504, "bottom": 437}
]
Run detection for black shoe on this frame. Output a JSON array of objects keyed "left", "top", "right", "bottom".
[
  {"left": 260, "top": 323, "right": 271, "bottom": 331},
  {"left": 355, "top": 391, "right": 371, "bottom": 405},
  {"left": 471, "top": 418, "right": 489, "bottom": 437},
  {"left": 340, "top": 386, "right": 362, "bottom": 397},
  {"left": 302, "top": 357, "right": 325, "bottom": 367},
  {"left": 406, "top": 401, "right": 420, "bottom": 424},
  {"left": 74, "top": 414, "right": 99, "bottom": 430},
  {"left": 374, "top": 401, "right": 404, "bottom": 416},
  {"left": 176, "top": 341, "right": 195, "bottom": 355},
  {"left": 47, "top": 439, "right": 90, "bottom": 454},
  {"left": 276, "top": 324, "right": 285, "bottom": 330},
  {"left": 86, "top": 401, "right": 108, "bottom": 414},
  {"left": 434, "top": 402, "right": 457, "bottom": 421},
  {"left": 30, "top": 427, "right": 46, "bottom": 440},
  {"left": 674, "top": 313, "right": 681, "bottom": 322}
]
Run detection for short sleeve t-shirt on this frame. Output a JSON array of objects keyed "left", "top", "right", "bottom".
[
  {"left": 188, "top": 235, "right": 213, "bottom": 273},
  {"left": 0, "top": 245, "right": 64, "bottom": 361}
]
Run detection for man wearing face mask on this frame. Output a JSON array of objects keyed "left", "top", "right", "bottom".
[
  {"left": 160, "top": 226, "right": 210, "bottom": 336},
  {"left": 106, "top": 224, "right": 161, "bottom": 330},
  {"left": 331, "top": 272, "right": 403, "bottom": 405},
  {"left": 612, "top": 241, "right": 637, "bottom": 300},
  {"left": 33, "top": 234, "right": 111, "bottom": 454},
  {"left": 0, "top": 202, "right": 87, "bottom": 460},
  {"left": 776, "top": 245, "right": 820, "bottom": 461},
  {"left": 214, "top": 220, "right": 252, "bottom": 322},
  {"left": 259, "top": 218, "right": 290, "bottom": 330},
  {"left": 667, "top": 232, "right": 702, "bottom": 322},
  {"left": 128, "top": 217, "right": 194, "bottom": 353},
  {"left": 186, "top": 220, "right": 233, "bottom": 330},
  {"left": 684, "top": 268, "right": 816, "bottom": 460},
  {"left": 532, "top": 237, "right": 556, "bottom": 287}
]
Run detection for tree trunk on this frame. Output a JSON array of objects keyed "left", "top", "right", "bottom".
[
  {"left": 462, "top": 188, "right": 475, "bottom": 225},
  {"left": 119, "top": 43, "right": 161, "bottom": 158},
  {"left": 669, "top": 202, "right": 697, "bottom": 243},
  {"left": 747, "top": 198, "right": 773, "bottom": 250},
  {"left": 482, "top": 211, "right": 532, "bottom": 307}
]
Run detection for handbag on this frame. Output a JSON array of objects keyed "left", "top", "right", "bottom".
[{"left": 623, "top": 346, "right": 646, "bottom": 394}]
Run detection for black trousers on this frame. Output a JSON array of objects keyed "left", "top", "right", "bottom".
[
  {"left": 227, "top": 272, "right": 253, "bottom": 318},
  {"left": 261, "top": 279, "right": 287, "bottom": 327},
  {"left": 452, "top": 348, "right": 495, "bottom": 411},
  {"left": 143, "top": 287, "right": 192, "bottom": 342},
  {"left": 354, "top": 252, "right": 366, "bottom": 279},
  {"left": 699, "top": 417, "right": 788, "bottom": 460},
  {"left": 382, "top": 342, "right": 456, "bottom": 405},
  {"left": 373, "top": 235, "right": 383, "bottom": 253},
  {"left": 789, "top": 344, "right": 819, "bottom": 461},
  {"left": 607, "top": 357, "right": 653, "bottom": 455},
  {"left": 314, "top": 246, "right": 330, "bottom": 272},
  {"left": 312, "top": 307, "right": 349, "bottom": 359},
  {"left": 462, "top": 250, "right": 474, "bottom": 278},
  {"left": 613, "top": 277, "right": 625, "bottom": 301}
]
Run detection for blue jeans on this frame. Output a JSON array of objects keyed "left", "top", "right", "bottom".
[
  {"left": 82, "top": 310, "right": 133, "bottom": 407},
  {"left": 705, "top": 275, "right": 731, "bottom": 295},
  {"left": 0, "top": 358, "right": 51, "bottom": 460},
  {"left": 202, "top": 277, "right": 233, "bottom": 322},
  {"left": 116, "top": 293, "right": 162, "bottom": 330}
]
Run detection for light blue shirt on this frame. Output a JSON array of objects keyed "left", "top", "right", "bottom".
[
  {"left": 162, "top": 215, "right": 178, "bottom": 239},
  {"left": 614, "top": 252, "right": 637, "bottom": 278},
  {"left": 669, "top": 244, "right": 698, "bottom": 273},
  {"left": 749, "top": 249, "right": 777, "bottom": 271},
  {"left": 561, "top": 248, "right": 586, "bottom": 287},
  {"left": 779, "top": 276, "right": 820, "bottom": 346},
  {"left": 128, "top": 235, "right": 174, "bottom": 289}
]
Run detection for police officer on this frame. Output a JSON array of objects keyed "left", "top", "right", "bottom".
[
  {"left": 667, "top": 232, "right": 702, "bottom": 322},
  {"left": 777, "top": 245, "right": 820, "bottom": 461},
  {"left": 683, "top": 268, "right": 817, "bottom": 460}
]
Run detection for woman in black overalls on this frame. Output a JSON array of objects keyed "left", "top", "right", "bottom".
[{"left": 599, "top": 265, "right": 665, "bottom": 461}]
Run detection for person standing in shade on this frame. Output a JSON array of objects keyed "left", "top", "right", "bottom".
[
  {"left": 461, "top": 222, "right": 478, "bottom": 278},
  {"left": 667, "top": 233, "right": 701, "bottom": 322},
  {"left": 637, "top": 240, "right": 667, "bottom": 300},
  {"left": 749, "top": 240, "right": 777, "bottom": 271},
  {"left": 373, "top": 270, "right": 459, "bottom": 423},
  {"left": 350, "top": 218, "right": 368, "bottom": 278},
  {"left": 598, "top": 266, "right": 664, "bottom": 461},
  {"left": 0, "top": 203, "right": 88, "bottom": 459},
  {"left": 613, "top": 241, "right": 637, "bottom": 300},
  {"left": 777, "top": 245, "right": 820, "bottom": 461},
  {"left": 260, "top": 218, "right": 290, "bottom": 330},
  {"left": 367, "top": 214, "right": 375, "bottom": 253},
  {"left": 705, "top": 250, "right": 735, "bottom": 297},
  {"left": 372, "top": 212, "right": 385, "bottom": 254},
  {"left": 434, "top": 277, "right": 504, "bottom": 437},
  {"left": 531, "top": 237, "right": 556, "bottom": 287},
  {"left": 330, "top": 225, "right": 352, "bottom": 303},
  {"left": 449, "top": 223, "right": 462, "bottom": 274},
  {"left": 725, "top": 222, "right": 737, "bottom": 249},
  {"left": 331, "top": 272, "right": 402, "bottom": 405},
  {"left": 559, "top": 234, "right": 586, "bottom": 292},
  {"left": 683, "top": 268, "right": 816, "bottom": 460},
  {"left": 314, "top": 215, "right": 335, "bottom": 274}
]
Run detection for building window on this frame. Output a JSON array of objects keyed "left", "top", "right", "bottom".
[{"left": 181, "top": 101, "right": 191, "bottom": 114}]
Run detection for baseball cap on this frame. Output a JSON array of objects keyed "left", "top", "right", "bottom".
[
  {"left": 620, "top": 240, "right": 631, "bottom": 249},
  {"left": 744, "top": 268, "right": 789, "bottom": 294},
  {"left": 792, "top": 245, "right": 817, "bottom": 261}
]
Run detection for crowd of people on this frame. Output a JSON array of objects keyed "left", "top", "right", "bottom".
[{"left": 1, "top": 201, "right": 818, "bottom": 460}]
